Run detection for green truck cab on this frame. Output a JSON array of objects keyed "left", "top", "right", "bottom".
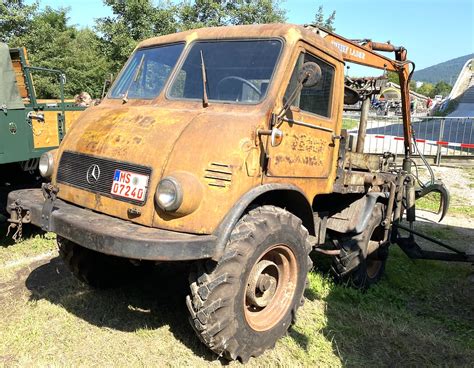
[{"left": 0, "top": 43, "right": 85, "bottom": 212}]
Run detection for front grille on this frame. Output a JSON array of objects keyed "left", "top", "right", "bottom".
[{"left": 57, "top": 151, "right": 152, "bottom": 206}]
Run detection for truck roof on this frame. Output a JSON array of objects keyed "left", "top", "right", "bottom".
[{"left": 137, "top": 23, "right": 343, "bottom": 63}]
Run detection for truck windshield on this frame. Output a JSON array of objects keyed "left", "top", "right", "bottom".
[
  {"left": 109, "top": 43, "right": 184, "bottom": 100},
  {"left": 168, "top": 39, "right": 282, "bottom": 104}
]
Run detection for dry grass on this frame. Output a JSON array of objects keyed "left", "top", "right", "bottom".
[{"left": 0, "top": 225, "right": 472, "bottom": 367}]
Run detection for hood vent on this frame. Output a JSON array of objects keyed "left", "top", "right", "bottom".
[{"left": 204, "top": 162, "right": 232, "bottom": 188}]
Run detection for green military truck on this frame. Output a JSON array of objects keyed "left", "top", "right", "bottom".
[{"left": 0, "top": 43, "right": 85, "bottom": 217}]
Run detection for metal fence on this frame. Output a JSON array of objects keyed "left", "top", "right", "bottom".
[{"left": 344, "top": 114, "right": 474, "bottom": 160}]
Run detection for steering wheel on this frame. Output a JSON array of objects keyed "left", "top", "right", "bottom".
[{"left": 216, "top": 76, "right": 262, "bottom": 100}]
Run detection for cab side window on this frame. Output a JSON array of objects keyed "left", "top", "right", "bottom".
[{"left": 284, "top": 52, "right": 335, "bottom": 118}]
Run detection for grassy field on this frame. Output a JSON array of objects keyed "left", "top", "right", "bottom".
[
  {"left": 342, "top": 118, "right": 359, "bottom": 130},
  {"left": 0, "top": 219, "right": 473, "bottom": 367},
  {"left": 416, "top": 192, "right": 474, "bottom": 217}
]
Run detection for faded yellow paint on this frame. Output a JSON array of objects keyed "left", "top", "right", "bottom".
[
  {"left": 185, "top": 31, "right": 199, "bottom": 43},
  {"left": 263, "top": 39, "right": 344, "bottom": 203},
  {"left": 51, "top": 24, "right": 346, "bottom": 234},
  {"left": 33, "top": 110, "right": 84, "bottom": 149}
]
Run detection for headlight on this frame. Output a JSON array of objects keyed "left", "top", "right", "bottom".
[
  {"left": 39, "top": 151, "right": 54, "bottom": 178},
  {"left": 155, "top": 177, "right": 183, "bottom": 212}
]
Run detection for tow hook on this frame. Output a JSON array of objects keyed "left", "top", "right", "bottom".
[
  {"left": 6, "top": 199, "right": 31, "bottom": 242},
  {"left": 41, "top": 183, "right": 59, "bottom": 231}
]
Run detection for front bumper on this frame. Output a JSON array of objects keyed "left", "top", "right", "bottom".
[{"left": 7, "top": 189, "right": 217, "bottom": 261}]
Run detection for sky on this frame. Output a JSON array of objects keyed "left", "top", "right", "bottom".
[{"left": 28, "top": 0, "right": 473, "bottom": 73}]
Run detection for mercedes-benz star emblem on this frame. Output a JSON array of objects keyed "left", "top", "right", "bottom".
[{"left": 86, "top": 164, "right": 101, "bottom": 184}]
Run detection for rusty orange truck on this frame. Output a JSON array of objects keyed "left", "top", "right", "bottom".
[{"left": 7, "top": 24, "right": 470, "bottom": 362}]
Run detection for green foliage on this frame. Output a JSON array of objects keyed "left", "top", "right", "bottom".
[
  {"left": 178, "top": 0, "right": 286, "bottom": 31},
  {"left": 385, "top": 71, "right": 416, "bottom": 94},
  {"left": 313, "top": 5, "right": 336, "bottom": 31},
  {"left": 415, "top": 81, "right": 452, "bottom": 98},
  {"left": 342, "top": 118, "right": 358, "bottom": 130},
  {"left": 1, "top": 0, "right": 329, "bottom": 100},
  {"left": 386, "top": 71, "right": 398, "bottom": 84},
  {"left": 95, "top": 0, "right": 287, "bottom": 73},
  {"left": 5, "top": 5, "right": 111, "bottom": 99},
  {"left": 96, "top": 0, "right": 179, "bottom": 72},
  {"left": 0, "top": 0, "right": 38, "bottom": 43},
  {"left": 432, "top": 80, "right": 452, "bottom": 98},
  {"left": 416, "top": 82, "right": 435, "bottom": 97}
]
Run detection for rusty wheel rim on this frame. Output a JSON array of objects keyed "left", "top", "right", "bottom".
[{"left": 244, "top": 244, "right": 298, "bottom": 332}]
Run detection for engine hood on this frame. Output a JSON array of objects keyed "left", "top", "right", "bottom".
[{"left": 54, "top": 105, "right": 202, "bottom": 226}]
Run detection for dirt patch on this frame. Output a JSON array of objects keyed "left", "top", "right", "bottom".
[{"left": 0, "top": 254, "right": 63, "bottom": 303}]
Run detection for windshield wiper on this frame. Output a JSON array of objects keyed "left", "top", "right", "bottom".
[
  {"left": 200, "top": 50, "right": 209, "bottom": 107},
  {"left": 122, "top": 54, "right": 145, "bottom": 104}
]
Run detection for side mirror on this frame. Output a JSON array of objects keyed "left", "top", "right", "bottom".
[
  {"left": 276, "top": 62, "right": 322, "bottom": 120},
  {"left": 297, "top": 62, "right": 322, "bottom": 88}
]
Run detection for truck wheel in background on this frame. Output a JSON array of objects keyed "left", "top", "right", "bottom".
[
  {"left": 186, "top": 206, "right": 312, "bottom": 362},
  {"left": 331, "top": 203, "right": 389, "bottom": 290},
  {"left": 58, "top": 236, "right": 133, "bottom": 288}
]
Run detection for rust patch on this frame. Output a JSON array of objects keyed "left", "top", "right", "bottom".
[
  {"left": 136, "top": 115, "right": 155, "bottom": 128},
  {"left": 274, "top": 155, "right": 323, "bottom": 167},
  {"left": 290, "top": 133, "right": 326, "bottom": 154}
]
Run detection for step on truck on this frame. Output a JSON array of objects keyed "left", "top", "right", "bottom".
[
  {"left": 6, "top": 24, "right": 471, "bottom": 362},
  {"left": 0, "top": 43, "right": 86, "bottom": 220}
]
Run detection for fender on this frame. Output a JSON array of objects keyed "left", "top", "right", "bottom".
[
  {"left": 355, "top": 192, "right": 388, "bottom": 233},
  {"left": 211, "top": 184, "right": 314, "bottom": 261},
  {"left": 326, "top": 192, "right": 389, "bottom": 235}
]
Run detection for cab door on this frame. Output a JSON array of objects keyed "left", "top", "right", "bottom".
[{"left": 265, "top": 44, "right": 341, "bottom": 179}]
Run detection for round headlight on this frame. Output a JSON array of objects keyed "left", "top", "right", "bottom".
[
  {"left": 39, "top": 151, "right": 54, "bottom": 178},
  {"left": 155, "top": 177, "right": 183, "bottom": 212}
]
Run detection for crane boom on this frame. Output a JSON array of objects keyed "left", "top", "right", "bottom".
[{"left": 305, "top": 25, "right": 415, "bottom": 158}]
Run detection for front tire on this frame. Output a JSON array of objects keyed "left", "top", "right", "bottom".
[
  {"left": 58, "top": 237, "right": 133, "bottom": 288},
  {"left": 186, "top": 206, "right": 312, "bottom": 362}
]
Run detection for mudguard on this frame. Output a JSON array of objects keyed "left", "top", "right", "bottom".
[{"left": 212, "top": 184, "right": 314, "bottom": 261}]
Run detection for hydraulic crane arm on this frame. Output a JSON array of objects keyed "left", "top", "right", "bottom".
[
  {"left": 305, "top": 26, "right": 415, "bottom": 157},
  {"left": 305, "top": 26, "right": 455, "bottom": 258}
]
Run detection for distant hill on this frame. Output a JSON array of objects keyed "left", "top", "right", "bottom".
[{"left": 413, "top": 54, "right": 473, "bottom": 85}]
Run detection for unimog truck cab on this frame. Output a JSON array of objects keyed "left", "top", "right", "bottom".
[{"left": 7, "top": 24, "right": 464, "bottom": 361}]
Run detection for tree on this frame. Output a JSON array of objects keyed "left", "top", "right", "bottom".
[
  {"left": 178, "top": 0, "right": 286, "bottom": 30},
  {"left": 96, "top": 0, "right": 178, "bottom": 71},
  {"left": 0, "top": 0, "right": 39, "bottom": 43},
  {"left": 432, "top": 81, "right": 452, "bottom": 98},
  {"left": 416, "top": 82, "right": 435, "bottom": 97},
  {"left": 7, "top": 6, "right": 111, "bottom": 99},
  {"left": 97, "top": 0, "right": 287, "bottom": 73},
  {"left": 313, "top": 5, "right": 336, "bottom": 31}
]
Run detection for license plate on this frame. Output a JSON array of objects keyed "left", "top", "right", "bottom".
[{"left": 111, "top": 169, "right": 149, "bottom": 202}]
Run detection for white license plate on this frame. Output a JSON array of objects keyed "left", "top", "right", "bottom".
[{"left": 111, "top": 169, "right": 149, "bottom": 202}]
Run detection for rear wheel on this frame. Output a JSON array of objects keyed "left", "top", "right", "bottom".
[
  {"left": 186, "top": 206, "right": 312, "bottom": 362},
  {"left": 58, "top": 236, "right": 133, "bottom": 288},
  {"left": 331, "top": 203, "right": 389, "bottom": 289}
]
